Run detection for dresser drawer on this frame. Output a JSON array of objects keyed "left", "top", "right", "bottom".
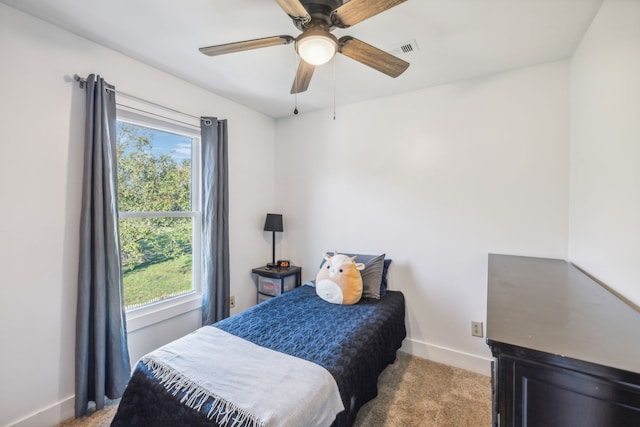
[
  {"left": 257, "top": 293, "right": 273, "bottom": 304},
  {"left": 258, "top": 275, "right": 297, "bottom": 296}
]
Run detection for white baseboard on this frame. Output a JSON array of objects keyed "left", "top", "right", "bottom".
[
  {"left": 400, "top": 338, "right": 492, "bottom": 376},
  {"left": 8, "top": 395, "right": 74, "bottom": 427}
]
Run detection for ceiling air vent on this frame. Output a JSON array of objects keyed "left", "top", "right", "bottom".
[{"left": 388, "top": 39, "right": 420, "bottom": 57}]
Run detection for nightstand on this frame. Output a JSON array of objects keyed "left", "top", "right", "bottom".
[{"left": 252, "top": 266, "right": 302, "bottom": 303}]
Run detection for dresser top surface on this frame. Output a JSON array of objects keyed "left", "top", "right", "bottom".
[{"left": 487, "top": 254, "right": 640, "bottom": 374}]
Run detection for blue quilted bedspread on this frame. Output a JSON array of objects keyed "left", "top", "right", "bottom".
[{"left": 111, "top": 285, "right": 406, "bottom": 427}]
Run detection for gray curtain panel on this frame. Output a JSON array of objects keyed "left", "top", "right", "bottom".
[
  {"left": 75, "top": 74, "right": 131, "bottom": 418},
  {"left": 201, "top": 117, "right": 230, "bottom": 325}
]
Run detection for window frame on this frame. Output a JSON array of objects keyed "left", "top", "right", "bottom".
[{"left": 115, "top": 107, "right": 203, "bottom": 330}]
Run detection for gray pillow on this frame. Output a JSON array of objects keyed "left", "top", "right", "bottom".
[{"left": 320, "top": 251, "right": 385, "bottom": 299}]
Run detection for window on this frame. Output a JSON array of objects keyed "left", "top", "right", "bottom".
[{"left": 116, "top": 111, "right": 201, "bottom": 311}]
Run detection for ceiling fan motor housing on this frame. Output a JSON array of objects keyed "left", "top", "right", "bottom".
[{"left": 294, "top": 0, "right": 345, "bottom": 31}]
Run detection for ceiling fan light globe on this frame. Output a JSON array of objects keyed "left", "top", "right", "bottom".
[{"left": 297, "top": 35, "right": 337, "bottom": 66}]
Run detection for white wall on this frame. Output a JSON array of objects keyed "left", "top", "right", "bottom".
[
  {"left": 569, "top": 0, "right": 640, "bottom": 307},
  {"left": 0, "top": 4, "right": 276, "bottom": 426},
  {"left": 275, "top": 61, "right": 571, "bottom": 374}
]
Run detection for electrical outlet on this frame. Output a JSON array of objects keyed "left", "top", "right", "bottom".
[
  {"left": 471, "top": 321, "right": 484, "bottom": 338},
  {"left": 230, "top": 295, "right": 236, "bottom": 309}
]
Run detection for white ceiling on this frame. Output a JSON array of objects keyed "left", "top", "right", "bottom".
[{"left": 2, "top": 0, "right": 603, "bottom": 118}]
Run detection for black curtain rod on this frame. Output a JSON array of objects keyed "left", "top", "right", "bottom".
[{"left": 73, "top": 74, "right": 208, "bottom": 124}]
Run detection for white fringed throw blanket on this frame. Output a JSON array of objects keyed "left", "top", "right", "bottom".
[{"left": 141, "top": 326, "right": 344, "bottom": 427}]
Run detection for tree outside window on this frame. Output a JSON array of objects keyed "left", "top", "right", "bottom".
[{"left": 116, "top": 119, "right": 201, "bottom": 310}]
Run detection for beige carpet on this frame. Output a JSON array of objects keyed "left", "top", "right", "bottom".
[{"left": 58, "top": 352, "right": 491, "bottom": 427}]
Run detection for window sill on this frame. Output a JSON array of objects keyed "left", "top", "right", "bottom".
[{"left": 126, "top": 293, "right": 202, "bottom": 333}]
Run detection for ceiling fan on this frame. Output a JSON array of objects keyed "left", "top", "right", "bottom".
[{"left": 199, "top": 0, "right": 410, "bottom": 94}]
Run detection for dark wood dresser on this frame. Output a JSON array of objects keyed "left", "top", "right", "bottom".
[{"left": 486, "top": 254, "right": 640, "bottom": 427}]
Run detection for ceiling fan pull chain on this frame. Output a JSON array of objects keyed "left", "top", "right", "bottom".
[
  {"left": 333, "top": 55, "right": 337, "bottom": 120},
  {"left": 294, "top": 53, "right": 299, "bottom": 115}
]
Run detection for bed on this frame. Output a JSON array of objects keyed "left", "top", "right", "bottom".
[{"left": 111, "top": 283, "right": 406, "bottom": 427}]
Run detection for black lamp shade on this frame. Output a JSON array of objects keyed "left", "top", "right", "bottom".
[{"left": 264, "top": 214, "right": 283, "bottom": 232}]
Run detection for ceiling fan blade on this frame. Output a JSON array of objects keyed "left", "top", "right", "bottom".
[
  {"left": 199, "top": 35, "right": 294, "bottom": 56},
  {"left": 275, "top": 0, "right": 310, "bottom": 20},
  {"left": 339, "top": 36, "right": 409, "bottom": 78},
  {"left": 333, "top": 0, "right": 406, "bottom": 27},
  {"left": 290, "top": 60, "right": 316, "bottom": 94}
]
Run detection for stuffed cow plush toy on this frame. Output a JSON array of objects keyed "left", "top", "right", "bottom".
[{"left": 315, "top": 252, "right": 365, "bottom": 305}]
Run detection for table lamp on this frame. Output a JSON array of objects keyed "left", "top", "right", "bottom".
[{"left": 264, "top": 213, "right": 283, "bottom": 268}]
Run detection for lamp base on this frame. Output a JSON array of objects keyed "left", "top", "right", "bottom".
[{"left": 266, "top": 262, "right": 278, "bottom": 269}]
